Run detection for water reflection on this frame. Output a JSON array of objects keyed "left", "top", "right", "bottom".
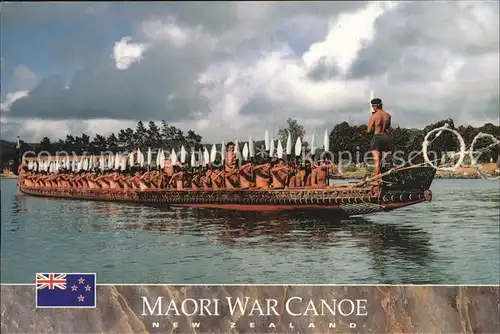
[
  {"left": 9, "top": 192, "right": 435, "bottom": 263},
  {"left": 78, "top": 205, "right": 435, "bottom": 270}
]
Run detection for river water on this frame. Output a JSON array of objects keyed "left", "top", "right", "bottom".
[{"left": 1, "top": 178, "right": 499, "bottom": 284}]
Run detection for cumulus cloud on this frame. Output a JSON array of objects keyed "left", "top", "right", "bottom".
[
  {"left": 112, "top": 37, "right": 149, "bottom": 70},
  {"left": 303, "top": 1, "right": 400, "bottom": 77},
  {"left": 1, "top": 1, "right": 498, "bottom": 143}
]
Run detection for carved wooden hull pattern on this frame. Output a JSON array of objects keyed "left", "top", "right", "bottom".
[{"left": 18, "top": 167, "right": 436, "bottom": 215}]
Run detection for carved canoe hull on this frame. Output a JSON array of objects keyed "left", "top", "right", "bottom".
[{"left": 18, "top": 166, "right": 436, "bottom": 216}]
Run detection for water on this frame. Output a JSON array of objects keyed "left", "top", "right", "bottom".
[{"left": 1, "top": 178, "right": 499, "bottom": 284}]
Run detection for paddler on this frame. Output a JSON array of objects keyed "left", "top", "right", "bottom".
[
  {"left": 310, "top": 159, "right": 328, "bottom": 187},
  {"left": 191, "top": 168, "right": 204, "bottom": 190},
  {"left": 253, "top": 159, "right": 271, "bottom": 190},
  {"left": 367, "top": 97, "right": 393, "bottom": 181},
  {"left": 130, "top": 170, "right": 142, "bottom": 190},
  {"left": 210, "top": 166, "right": 225, "bottom": 190},
  {"left": 94, "top": 171, "right": 111, "bottom": 189},
  {"left": 238, "top": 159, "right": 254, "bottom": 189},
  {"left": 169, "top": 163, "right": 185, "bottom": 190},
  {"left": 138, "top": 170, "right": 154, "bottom": 190},
  {"left": 17, "top": 161, "right": 25, "bottom": 187},
  {"left": 270, "top": 158, "right": 289, "bottom": 189},
  {"left": 202, "top": 164, "right": 213, "bottom": 190},
  {"left": 164, "top": 157, "right": 174, "bottom": 188},
  {"left": 290, "top": 161, "right": 307, "bottom": 187},
  {"left": 152, "top": 168, "right": 166, "bottom": 189},
  {"left": 86, "top": 173, "right": 100, "bottom": 190}
]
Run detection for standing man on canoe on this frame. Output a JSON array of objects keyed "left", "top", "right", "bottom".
[
  {"left": 224, "top": 142, "right": 239, "bottom": 188},
  {"left": 367, "top": 98, "right": 393, "bottom": 180}
]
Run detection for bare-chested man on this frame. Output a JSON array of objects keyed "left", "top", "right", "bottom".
[
  {"left": 224, "top": 142, "right": 239, "bottom": 188},
  {"left": 211, "top": 167, "right": 225, "bottom": 190},
  {"left": 367, "top": 98, "right": 393, "bottom": 179},
  {"left": 310, "top": 160, "right": 328, "bottom": 187},
  {"left": 139, "top": 170, "right": 154, "bottom": 191},
  {"left": 291, "top": 163, "right": 307, "bottom": 188},
  {"left": 94, "top": 172, "right": 111, "bottom": 189},
  {"left": 169, "top": 166, "right": 185, "bottom": 190},
  {"left": 86, "top": 173, "right": 100, "bottom": 190},
  {"left": 22, "top": 171, "right": 35, "bottom": 187},
  {"left": 238, "top": 161, "right": 254, "bottom": 189},
  {"left": 129, "top": 171, "right": 142, "bottom": 190},
  {"left": 202, "top": 166, "right": 213, "bottom": 190},
  {"left": 270, "top": 159, "right": 289, "bottom": 189},
  {"left": 164, "top": 159, "right": 174, "bottom": 184},
  {"left": 254, "top": 161, "right": 271, "bottom": 190},
  {"left": 191, "top": 169, "right": 204, "bottom": 190},
  {"left": 17, "top": 162, "right": 25, "bottom": 187},
  {"left": 108, "top": 171, "right": 123, "bottom": 190}
]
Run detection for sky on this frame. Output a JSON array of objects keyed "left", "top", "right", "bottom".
[{"left": 1, "top": 1, "right": 499, "bottom": 143}]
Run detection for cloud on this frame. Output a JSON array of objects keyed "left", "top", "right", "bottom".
[
  {"left": 303, "top": 1, "right": 400, "bottom": 77},
  {"left": 0, "top": 117, "right": 137, "bottom": 143},
  {"left": 1, "top": 91, "right": 29, "bottom": 112},
  {"left": 112, "top": 37, "right": 149, "bottom": 70},
  {"left": 1, "top": 1, "right": 498, "bottom": 143},
  {"left": 12, "top": 65, "right": 38, "bottom": 90}
]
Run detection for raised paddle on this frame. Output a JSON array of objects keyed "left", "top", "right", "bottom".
[
  {"left": 277, "top": 139, "right": 284, "bottom": 159},
  {"left": 286, "top": 130, "right": 292, "bottom": 162}
]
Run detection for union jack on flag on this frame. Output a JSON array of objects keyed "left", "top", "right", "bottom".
[
  {"left": 36, "top": 273, "right": 67, "bottom": 290},
  {"left": 35, "top": 273, "right": 96, "bottom": 308}
]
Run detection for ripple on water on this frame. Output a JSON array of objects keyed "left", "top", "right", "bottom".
[{"left": 1, "top": 178, "right": 499, "bottom": 284}]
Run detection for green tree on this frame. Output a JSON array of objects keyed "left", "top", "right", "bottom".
[
  {"left": 185, "top": 130, "right": 202, "bottom": 149},
  {"left": 11, "top": 118, "right": 497, "bottom": 168},
  {"left": 173, "top": 128, "right": 184, "bottom": 141},
  {"left": 118, "top": 128, "right": 134, "bottom": 150},
  {"left": 328, "top": 121, "right": 352, "bottom": 160},
  {"left": 146, "top": 121, "right": 161, "bottom": 148},
  {"left": 160, "top": 120, "right": 171, "bottom": 144},
  {"left": 277, "top": 118, "right": 307, "bottom": 154},
  {"left": 106, "top": 133, "right": 119, "bottom": 152},
  {"left": 134, "top": 121, "right": 148, "bottom": 149},
  {"left": 474, "top": 123, "right": 500, "bottom": 163},
  {"left": 160, "top": 122, "right": 177, "bottom": 143},
  {"left": 63, "top": 135, "right": 76, "bottom": 152},
  {"left": 73, "top": 133, "right": 91, "bottom": 154},
  {"left": 90, "top": 134, "right": 108, "bottom": 154},
  {"left": 391, "top": 127, "right": 411, "bottom": 154},
  {"left": 64, "top": 134, "right": 75, "bottom": 145},
  {"left": 40, "top": 137, "right": 52, "bottom": 153},
  {"left": 54, "top": 139, "right": 65, "bottom": 152}
]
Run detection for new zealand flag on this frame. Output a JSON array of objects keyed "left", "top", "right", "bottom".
[{"left": 36, "top": 273, "right": 96, "bottom": 308}]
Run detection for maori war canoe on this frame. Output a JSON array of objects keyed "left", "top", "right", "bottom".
[{"left": 18, "top": 167, "right": 436, "bottom": 216}]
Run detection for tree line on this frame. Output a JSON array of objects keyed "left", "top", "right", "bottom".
[
  {"left": 1, "top": 118, "right": 499, "bottom": 170},
  {"left": 37, "top": 120, "right": 203, "bottom": 155},
  {"left": 278, "top": 118, "right": 499, "bottom": 164}
]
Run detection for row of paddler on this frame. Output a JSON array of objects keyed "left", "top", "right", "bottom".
[
  {"left": 22, "top": 129, "right": 332, "bottom": 174},
  {"left": 19, "top": 155, "right": 336, "bottom": 191}
]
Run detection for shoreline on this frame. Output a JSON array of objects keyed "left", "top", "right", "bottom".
[
  {"left": 333, "top": 162, "right": 500, "bottom": 180},
  {"left": 0, "top": 173, "right": 17, "bottom": 179}
]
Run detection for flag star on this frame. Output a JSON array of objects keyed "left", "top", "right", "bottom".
[
  {"left": 71, "top": 284, "right": 78, "bottom": 291},
  {"left": 77, "top": 277, "right": 85, "bottom": 284},
  {"left": 77, "top": 294, "right": 85, "bottom": 302},
  {"left": 84, "top": 284, "right": 91, "bottom": 291}
]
